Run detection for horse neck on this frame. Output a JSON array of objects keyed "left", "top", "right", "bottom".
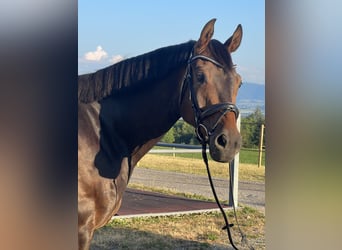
[
  {"left": 129, "top": 65, "right": 187, "bottom": 141},
  {"left": 101, "top": 65, "right": 187, "bottom": 160}
]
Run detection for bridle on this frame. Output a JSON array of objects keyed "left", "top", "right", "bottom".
[
  {"left": 183, "top": 54, "right": 240, "bottom": 144},
  {"left": 180, "top": 52, "right": 254, "bottom": 250}
]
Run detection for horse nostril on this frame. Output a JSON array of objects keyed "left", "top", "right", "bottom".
[{"left": 217, "top": 134, "right": 227, "bottom": 148}]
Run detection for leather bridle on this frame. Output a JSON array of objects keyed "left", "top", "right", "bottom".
[
  {"left": 180, "top": 52, "right": 254, "bottom": 250},
  {"left": 182, "top": 53, "right": 240, "bottom": 144}
]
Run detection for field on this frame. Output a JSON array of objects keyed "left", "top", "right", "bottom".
[
  {"left": 92, "top": 206, "right": 265, "bottom": 249},
  {"left": 138, "top": 154, "right": 265, "bottom": 182},
  {"left": 239, "top": 148, "right": 265, "bottom": 165},
  {"left": 153, "top": 147, "right": 265, "bottom": 166}
]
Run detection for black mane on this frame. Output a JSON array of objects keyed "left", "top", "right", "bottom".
[{"left": 78, "top": 41, "right": 196, "bottom": 103}]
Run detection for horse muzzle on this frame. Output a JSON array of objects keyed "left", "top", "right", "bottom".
[
  {"left": 194, "top": 102, "right": 241, "bottom": 162},
  {"left": 209, "top": 129, "right": 242, "bottom": 162}
]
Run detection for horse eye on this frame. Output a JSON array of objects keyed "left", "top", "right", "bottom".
[{"left": 196, "top": 72, "right": 205, "bottom": 83}]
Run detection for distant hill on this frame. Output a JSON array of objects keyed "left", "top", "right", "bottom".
[
  {"left": 237, "top": 82, "right": 265, "bottom": 102},
  {"left": 236, "top": 82, "right": 265, "bottom": 116}
]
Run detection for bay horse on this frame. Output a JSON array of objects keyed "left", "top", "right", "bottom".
[{"left": 78, "top": 19, "right": 243, "bottom": 249}]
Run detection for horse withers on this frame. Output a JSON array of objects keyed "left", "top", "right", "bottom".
[{"left": 78, "top": 19, "right": 243, "bottom": 250}]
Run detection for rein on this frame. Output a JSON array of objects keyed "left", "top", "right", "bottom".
[
  {"left": 201, "top": 143, "right": 236, "bottom": 250},
  {"left": 183, "top": 53, "right": 254, "bottom": 250}
]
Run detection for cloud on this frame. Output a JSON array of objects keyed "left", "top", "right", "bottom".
[
  {"left": 109, "top": 55, "right": 124, "bottom": 64},
  {"left": 78, "top": 53, "right": 126, "bottom": 75},
  {"left": 84, "top": 46, "right": 108, "bottom": 61}
]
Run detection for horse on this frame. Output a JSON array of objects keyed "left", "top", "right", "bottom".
[{"left": 78, "top": 18, "right": 243, "bottom": 250}]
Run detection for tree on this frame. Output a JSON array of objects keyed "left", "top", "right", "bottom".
[
  {"left": 161, "top": 126, "right": 175, "bottom": 143},
  {"left": 162, "top": 107, "right": 266, "bottom": 148},
  {"left": 161, "top": 120, "right": 199, "bottom": 144},
  {"left": 173, "top": 120, "right": 198, "bottom": 144},
  {"left": 240, "top": 107, "right": 265, "bottom": 148}
]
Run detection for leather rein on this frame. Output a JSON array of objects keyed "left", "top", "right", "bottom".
[{"left": 181, "top": 53, "right": 254, "bottom": 250}]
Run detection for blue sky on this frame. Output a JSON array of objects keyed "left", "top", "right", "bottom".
[{"left": 78, "top": 0, "right": 264, "bottom": 84}]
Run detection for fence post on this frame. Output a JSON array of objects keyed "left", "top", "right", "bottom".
[
  {"left": 258, "top": 124, "right": 265, "bottom": 167},
  {"left": 228, "top": 115, "right": 240, "bottom": 207}
]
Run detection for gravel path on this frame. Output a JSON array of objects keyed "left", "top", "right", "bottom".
[{"left": 130, "top": 167, "right": 265, "bottom": 213}]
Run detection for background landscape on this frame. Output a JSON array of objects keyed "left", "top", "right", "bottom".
[{"left": 237, "top": 82, "right": 265, "bottom": 117}]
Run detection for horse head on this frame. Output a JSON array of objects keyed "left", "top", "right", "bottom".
[{"left": 181, "top": 19, "right": 243, "bottom": 162}]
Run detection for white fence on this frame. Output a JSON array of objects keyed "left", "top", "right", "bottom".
[{"left": 149, "top": 142, "right": 208, "bottom": 155}]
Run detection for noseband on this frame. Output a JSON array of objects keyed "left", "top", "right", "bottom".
[{"left": 183, "top": 54, "right": 240, "bottom": 144}]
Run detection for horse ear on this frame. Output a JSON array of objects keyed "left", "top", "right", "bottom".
[
  {"left": 195, "top": 18, "right": 216, "bottom": 53},
  {"left": 224, "top": 24, "right": 243, "bottom": 53}
]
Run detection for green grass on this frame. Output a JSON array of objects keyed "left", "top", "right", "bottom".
[{"left": 240, "top": 148, "right": 265, "bottom": 165}]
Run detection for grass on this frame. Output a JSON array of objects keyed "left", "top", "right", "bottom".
[
  {"left": 154, "top": 147, "right": 265, "bottom": 166},
  {"left": 91, "top": 206, "right": 265, "bottom": 249},
  {"left": 239, "top": 148, "right": 265, "bottom": 166},
  {"left": 138, "top": 154, "right": 265, "bottom": 182}
]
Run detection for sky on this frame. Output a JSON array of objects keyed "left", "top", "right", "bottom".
[{"left": 78, "top": 0, "right": 265, "bottom": 84}]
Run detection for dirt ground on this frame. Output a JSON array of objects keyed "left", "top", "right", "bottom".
[{"left": 129, "top": 167, "right": 265, "bottom": 213}]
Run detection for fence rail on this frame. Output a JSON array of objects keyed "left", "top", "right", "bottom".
[
  {"left": 156, "top": 142, "right": 202, "bottom": 149},
  {"left": 149, "top": 142, "right": 208, "bottom": 154},
  {"left": 149, "top": 149, "right": 208, "bottom": 154}
]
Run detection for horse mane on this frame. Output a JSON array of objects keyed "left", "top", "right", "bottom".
[{"left": 78, "top": 41, "right": 196, "bottom": 103}]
